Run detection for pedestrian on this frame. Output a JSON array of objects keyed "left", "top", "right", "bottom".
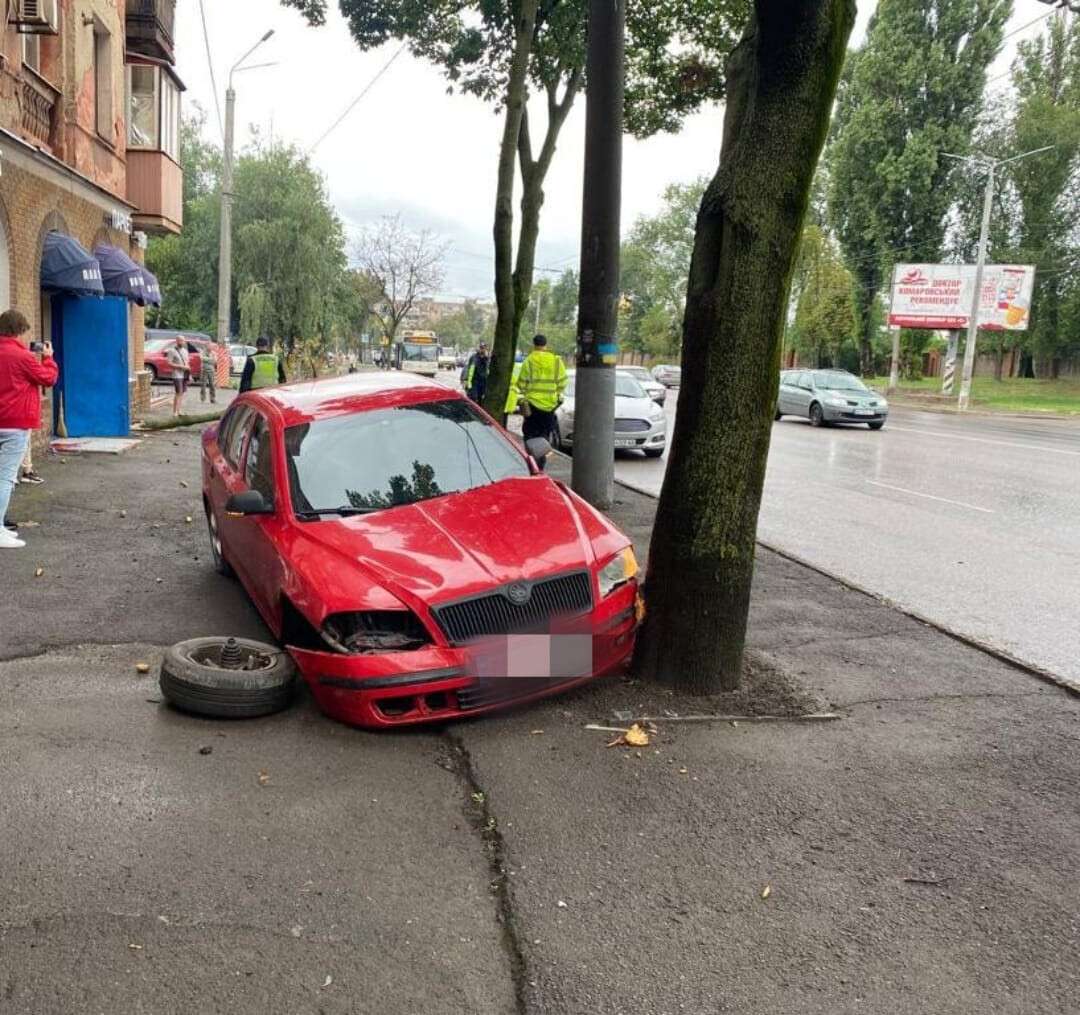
[
  {"left": 19, "top": 441, "right": 43, "bottom": 485},
  {"left": 463, "top": 342, "right": 490, "bottom": 403},
  {"left": 164, "top": 335, "right": 189, "bottom": 416},
  {"left": 517, "top": 334, "right": 567, "bottom": 471},
  {"left": 0, "top": 309, "right": 58, "bottom": 549},
  {"left": 239, "top": 336, "right": 287, "bottom": 393},
  {"left": 502, "top": 353, "right": 524, "bottom": 428},
  {"left": 199, "top": 342, "right": 218, "bottom": 405}
]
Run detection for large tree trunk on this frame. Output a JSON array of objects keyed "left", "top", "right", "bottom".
[
  {"left": 634, "top": 0, "right": 856, "bottom": 694},
  {"left": 491, "top": 0, "right": 539, "bottom": 411}
]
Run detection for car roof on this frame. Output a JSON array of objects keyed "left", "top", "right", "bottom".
[{"left": 248, "top": 372, "right": 462, "bottom": 428}]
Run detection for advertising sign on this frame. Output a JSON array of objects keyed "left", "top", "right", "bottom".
[{"left": 889, "top": 264, "right": 1036, "bottom": 331}]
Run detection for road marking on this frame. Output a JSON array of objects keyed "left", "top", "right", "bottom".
[
  {"left": 886, "top": 424, "right": 1080, "bottom": 458},
  {"left": 865, "top": 480, "right": 994, "bottom": 514}
]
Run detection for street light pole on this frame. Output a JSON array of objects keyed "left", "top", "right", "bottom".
[
  {"left": 571, "top": 0, "right": 624, "bottom": 510},
  {"left": 216, "top": 29, "right": 275, "bottom": 347}
]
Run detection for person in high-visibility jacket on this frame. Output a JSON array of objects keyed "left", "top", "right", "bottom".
[
  {"left": 502, "top": 356, "right": 524, "bottom": 427},
  {"left": 239, "top": 336, "right": 287, "bottom": 393},
  {"left": 517, "top": 334, "right": 567, "bottom": 467}
]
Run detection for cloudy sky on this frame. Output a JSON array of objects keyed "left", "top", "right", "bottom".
[{"left": 176, "top": 2, "right": 1051, "bottom": 299}]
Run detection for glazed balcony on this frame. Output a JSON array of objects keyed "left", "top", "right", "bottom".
[
  {"left": 125, "top": 0, "right": 176, "bottom": 64},
  {"left": 127, "top": 149, "right": 183, "bottom": 235}
]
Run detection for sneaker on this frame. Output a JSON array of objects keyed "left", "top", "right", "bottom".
[
  {"left": 20, "top": 470, "right": 44, "bottom": 485},
  {"left": 0, "top": 529, "right": 25, "bottom": 548}
]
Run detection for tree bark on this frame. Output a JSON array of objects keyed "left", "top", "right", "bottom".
[
  {"left": 491, "top": 0, "right": 540, "bottom": 412},
  {"left": 633, "top": 0, "right": 856, "bottom": 694}
]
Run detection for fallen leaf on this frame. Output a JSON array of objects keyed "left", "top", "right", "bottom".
[
  {"left": 322, "top": 975, "right": 333, "bottom": 988},
  {"left": 257, "top": 769, "right": 270, "bottom": 786},
  {"left": 179, "top": 480, "right": 189, "bottom": 488},
  {"left": 556, "top": 900, "right": 567, "bottom": 909},
  {"left": 530, "top": 729, "right": 544, "bottom": 736},
  {"left": 135, "top": 662, "right": 151, "bottom": 675},
  {"left": 624, "top": 723, "right": 650, "bottom": 747},
  {"left": 471, "top": 791, "right": 485, "bottom": 804},
  {"left": 678, "top": 767, "right": 689, "bottom": 775},
  {"left": 20, "top": 520, "right": 40, "bottom": 528},
  {"left": 184, "top": 516, "right": 193, "bottom": 524},
  {"left": 761, "top": 885, "right": 772, "bottom": 900},
  {"left": 34, "top": 567, "right": 44, "bottom": 578},
  {"left": 128, "top": 943, "right": 143, "bottom": 951}
]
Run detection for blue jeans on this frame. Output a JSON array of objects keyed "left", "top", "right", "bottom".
[{"left": 0, "top": 429, "right": 30, "bottom": 523}]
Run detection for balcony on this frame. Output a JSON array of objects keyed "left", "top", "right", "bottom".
[
  {"left": 127, "top": 149, "right": 183, "bottom": 234},
  {"left": 125, "top": 0, "right": 176, "bottom": 64},
  {"left": 20, "top": 72, "right": 59, "bottom": 148}
]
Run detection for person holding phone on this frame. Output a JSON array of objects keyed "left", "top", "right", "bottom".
[{"left": 0, "top": 309, "right": 58, "bottom": 548}]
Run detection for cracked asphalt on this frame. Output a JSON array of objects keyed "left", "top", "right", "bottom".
[{"left": 2, "top": 425, "right": 1079, "bottom": 1014}]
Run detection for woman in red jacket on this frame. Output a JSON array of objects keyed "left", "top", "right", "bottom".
[{"left": 0, "top": 309, "right": 58, "bottom": 548}]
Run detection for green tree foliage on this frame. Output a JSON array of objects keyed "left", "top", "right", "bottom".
[
  {"left": 790, "top": 226, "right": 858, "bottom": 368},
  {"left": 828, "top": 0, "right": 1010, "bottom": 373}
]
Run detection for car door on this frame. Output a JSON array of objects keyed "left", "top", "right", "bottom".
[
  {"left": 791, "top": 372, "right": 814, "bottom": 416},
  {"left": 187, "top": 341, "right": 203, "bottom": 378},
  {"left": 229, "top": 411, "right": 288, "bottom": 627},
  {"left": 778, "top": 372, "right": 794, "bottom": 413},
  {"left": 208, "top": 405, "right": 254, "bottom": 582}
]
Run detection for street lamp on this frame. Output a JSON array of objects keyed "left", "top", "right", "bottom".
[
  {"left": 216, "top": 29, "right": 276, "bottom": 346},
  {"left": 941, "top": 145, "right": 1053, "bottom": 410}
]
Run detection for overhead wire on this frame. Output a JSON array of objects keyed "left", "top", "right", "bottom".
[{"left": 197, "top": 0, "right": 225, "bottom": 141}]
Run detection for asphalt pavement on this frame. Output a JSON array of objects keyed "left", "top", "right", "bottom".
[{"left": 615, "top": 391, "right": 1080, "bottom": 688}]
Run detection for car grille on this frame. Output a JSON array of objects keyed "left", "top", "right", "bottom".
[
  {"left": 432, "top": 571, "right": 594, "bottom": 645},
  {"left": 614, "top": 418, "right": 650, "bottom": 433},
  {"left": 456, "top": 677, "right": 574, "bottom": 711}
]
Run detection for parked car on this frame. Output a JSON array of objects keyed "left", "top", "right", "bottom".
[
  {"left": 554, "top": 370, "right": 666, "bottom": 458},
  {"left": 438, "top": 352, "right": 458, "bottom": 370},
  {"left": 618, "top": 365, "right": 666, "bottom": 405},
  {"left": 229, "top": 343, "right": 257, "bottom": 375},
  {"left": 144, "top": 331, "right": 215, "bottom": 384},
  {"left": 776, "top": 369, "right": 888, "bottom": 429},
  {"left": 201, "top": 372, "right": 642, "bottom": 729},
  {"left": 651, "top": 363, "right": 682, "bottom": 387}
]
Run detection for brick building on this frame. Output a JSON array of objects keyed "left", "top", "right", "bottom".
[{"left": 0, "top": 0, "right": 183, "bottom": 445}]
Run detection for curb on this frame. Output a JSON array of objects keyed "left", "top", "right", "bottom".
[{"left": 610, "top": 475, "right": 1080, "bottom": 700}]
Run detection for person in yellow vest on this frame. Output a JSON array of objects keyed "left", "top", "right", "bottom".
[
  {"left": 517, "top": 334, "right": 567, "bottom": 469},
  {"left": 502, "top": 355, "right": 524, "bottom": 427},
  {"left": 239, "top": 336, "right": 287, "bottom": 393}
]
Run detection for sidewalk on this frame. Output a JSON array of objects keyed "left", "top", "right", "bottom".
[{"left": 1, "top": 429, "right": 1077, "bottom": 1013}]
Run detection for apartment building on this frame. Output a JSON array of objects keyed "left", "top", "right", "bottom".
[{"left": 0, "top": 0, "right": 183, "bottom": 441}]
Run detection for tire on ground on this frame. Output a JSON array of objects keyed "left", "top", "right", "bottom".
[{"left": 159, "top": 637, "right": 297, "bottom": 719}]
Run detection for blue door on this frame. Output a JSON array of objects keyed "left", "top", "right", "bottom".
[{"left": 54, "top": 296, "right": 130, "bottom": 437}]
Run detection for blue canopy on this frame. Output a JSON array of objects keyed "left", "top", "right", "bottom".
[
  {"left": 40, "top": 232, "right": 105, "bottom": 297},
  {"left": 93, "top": 244, "right": 148, "bottom": 304},
  {"left": 140, "top": 267, "right": 162, "bottom": 307}
]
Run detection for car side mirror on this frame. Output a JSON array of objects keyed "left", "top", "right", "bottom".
[{"left": 225, "top": 490, "right": 273, "bottom": 517}]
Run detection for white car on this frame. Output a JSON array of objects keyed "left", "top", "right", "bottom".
[
  {"left": 229, "top": 343, "right": 256, "bottom": 375},
  {"left": 554, "top": 370, "right": 667, "bottom": 458},
  {"left": 618, "top": 365, "right": 666, "bottom": 404}
]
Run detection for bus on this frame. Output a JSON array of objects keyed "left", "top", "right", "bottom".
[{"left": 393, "top": 330, "right": 439, "bottom": 378}]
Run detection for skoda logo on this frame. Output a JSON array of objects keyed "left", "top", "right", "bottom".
[{"left": 506, "top": 582, "right": 532, "bottom": 607}]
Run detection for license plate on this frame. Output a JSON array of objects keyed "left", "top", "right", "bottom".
[
  {"left": 855, "top": 409, "right": 874, "bottom": 416},
  {"left": 614, "top": 439, "right": 638, "bottom": 447}
]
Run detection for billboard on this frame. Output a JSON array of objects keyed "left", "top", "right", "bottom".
[{"left": 889, "top": 263, "right": 1036, "bottom": 331}]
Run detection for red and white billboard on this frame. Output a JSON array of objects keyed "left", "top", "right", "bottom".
[{"left": 889, "top": 264, "right": 1036, "bottom": 331}]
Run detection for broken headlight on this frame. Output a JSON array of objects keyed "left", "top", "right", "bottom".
[{"left": 321, "top": 611, "right": 432, "bottom": 655}]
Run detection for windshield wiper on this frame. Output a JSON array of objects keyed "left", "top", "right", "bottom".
[{"left": 295, "top": 505, "right": 383, "bottom": 519}]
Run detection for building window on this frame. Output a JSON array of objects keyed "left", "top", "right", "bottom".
[
  {"left": 94, "top": 27, "right": 113, "bottom": 140},
  {"left": 126, "top": 64, "right": 180, "bottom": 160},
  {"left": 23, "top": 32, "right": 41, "bottom": 75}
]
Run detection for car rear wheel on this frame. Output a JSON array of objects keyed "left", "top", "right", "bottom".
[
  {"left": 147, "top": 364, "right": 158, "bottom": 384},
  {"left": 809, "top": 402, "right": 825, "bottom": 427},
  {"left": 868, "top": 421, "right": 885, "bottom": 431},
  {"left": 160, "top": 637, "right": 297, "bottom": 719},
  {"left": 205, "top": 503, "right": 234, "bottom": 578}
]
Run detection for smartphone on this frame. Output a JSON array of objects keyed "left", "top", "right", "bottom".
[{"left": 29, "top": 341, "right": 43, "bottom": 353}]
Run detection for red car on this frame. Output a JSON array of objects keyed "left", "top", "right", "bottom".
[
  {"left": 201, "top": 373, "right": 642, "bottom": 729},
  {"left": 145, "top": 334, "right": 213, "bottom": 383}
]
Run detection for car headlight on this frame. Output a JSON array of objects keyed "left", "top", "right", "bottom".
[
  {"left": 878, "top": 399, "right": 888, "bottom": 410},
  {"left": 322, "top": 610, "right": 432, "bottom": 654},
  {"left": 826, "top": 397, "right": 847, "bottom": 407},
  {"left": 648, "top": 406, "right": 664, "bottom": 421},
  {"left": 598, "top": 547, "right": 639, "bottom": 598}
]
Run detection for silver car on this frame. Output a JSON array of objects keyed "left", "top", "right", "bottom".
[
  {"left": 618, "top": 365, "right": 666, "bottom": 404},
  {"left": 651, "top": 363, "right": 682, "bottom": 387},
  {"left": 554, "top": 370, "right": 667, "bottom": 457},
  {"left": 776, "top": 369, "right": 888, "bottom": 429}
]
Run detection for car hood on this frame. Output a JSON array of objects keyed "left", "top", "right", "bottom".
[
  {"left": 289, "top": 476, "right": 603, "bottom": 608},
  {"left": 819, "top": 389, "right": 884, "bottom": 405},
  {"left": 563, "top": 394, "right": 661, "bottom": 419}
]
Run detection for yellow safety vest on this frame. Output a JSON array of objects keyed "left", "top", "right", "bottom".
[
  {"left": 517, "top": 350, "right": 567, "bottom": 412},
  {"left": 504, "top": 361, "right": 523, "bottom": 414},
  {"left": 250, "top": 353, "right": 280, "bottom": 389}
]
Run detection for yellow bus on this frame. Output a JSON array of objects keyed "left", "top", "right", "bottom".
[{"left": 393, "top": 330, "right": 439, "bottom": 378}]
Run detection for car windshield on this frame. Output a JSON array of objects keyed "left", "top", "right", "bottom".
[
  {"left": 615, "top": 374, "right": 647, "bottom": 398},
  {"left": 402, "top": 343, "right": 438, "bottom": 362},
  {"left": 285, "top": 399, "right": 530, "bottom": 517},
  {"left": 147, "top": 339, "right": 170, "bottom": 351},
  {"left": 623, "top": 367, "right": 650, "bottom": 381},
  {"left": 814, "top": 371, "right": 868, "bottom": 393}
]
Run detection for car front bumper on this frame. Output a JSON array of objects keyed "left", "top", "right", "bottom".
[
  {"left": 290, "top": 581, "right": 641, "bottom": 729},
  {"left": 562, "top": 418, "right": 666, "bottom": 452},
  {"left": 821, "top": 404, "right": 888, "bottom": 424}
]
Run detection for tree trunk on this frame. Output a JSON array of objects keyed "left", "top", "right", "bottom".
[
  {"left": 633, "top": 0, "right": 856, "bottom": 694},
  {"left": 994, "top": 347, "right": 1005, "bottom": 382},
  {"left": 490, "top": 0, "right": 539, "bottom": 414}
]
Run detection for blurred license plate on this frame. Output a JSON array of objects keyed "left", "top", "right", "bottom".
[
  {"left": 614, "top": 438, "right": 638, "bottom": 447},
  {"left": 855, "top": 409, "right": 873, "bottom": 416}
]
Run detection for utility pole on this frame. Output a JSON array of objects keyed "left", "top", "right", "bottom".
[
  {"left": 571, "top": 0, "right": 624, "bottom": 510},
  {"left": 534, "top": 288, "right": 543, "bottom": 334},
  {"left": 216, "top": 30, "right": 275, "bottom": 346},
  {"left": 945, "top": 146, "right": 1052, "bottom": 410},
  {"left": 887, "top": 264, "right": 900, "bottom": 392}
]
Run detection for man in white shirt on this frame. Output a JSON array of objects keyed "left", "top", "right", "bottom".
[{"left": 164, "top": 336, "right": 190, "bottom": 416}]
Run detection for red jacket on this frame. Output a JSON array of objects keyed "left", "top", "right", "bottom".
[{"left": 0, "top": 335, "right": 59, "bottom": 430}]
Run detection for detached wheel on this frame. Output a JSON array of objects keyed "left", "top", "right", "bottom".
[
  {"left": 809, "top": 402, "right": 826, "bottom": 427},
  {"left": 160, "top": 637, "right": 297, "bottom": 719},
  {"left": 868, "top": 421, "right": 885, "bottom": 431},
  {"left": 205, "top": 503, "right": 234, "bottom": 578}
]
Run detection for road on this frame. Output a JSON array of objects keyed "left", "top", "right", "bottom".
[{"left": 616, "top": 390, "right": 1080, "bottom": 686}]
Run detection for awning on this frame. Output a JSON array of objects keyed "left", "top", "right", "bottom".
[
  {"left": 140, "top": 267, "right": 162, "bottom": 307},
  {"left": 93, "top": 244, "right": 148, "bottom": 304},
  {"left": 40, "top": 232, "right": 105, "bottom": 296}
]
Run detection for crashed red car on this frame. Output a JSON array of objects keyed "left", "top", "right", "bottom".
[{"left": 201, "top": 373, "right": 641, "bottom": 728}]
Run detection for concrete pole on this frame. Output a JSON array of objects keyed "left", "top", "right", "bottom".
[
  {"left": 941, "top": 329, "right": 960, "bottom": 394},
  {"left": 959, "top": 164, "right": 994, "bottom": 411},
  {"left": 571, "top": 0, "right": 624, "bottom": 510},
  {"left": 216, "top": 86, "right": 236, "bottom": 345}
]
